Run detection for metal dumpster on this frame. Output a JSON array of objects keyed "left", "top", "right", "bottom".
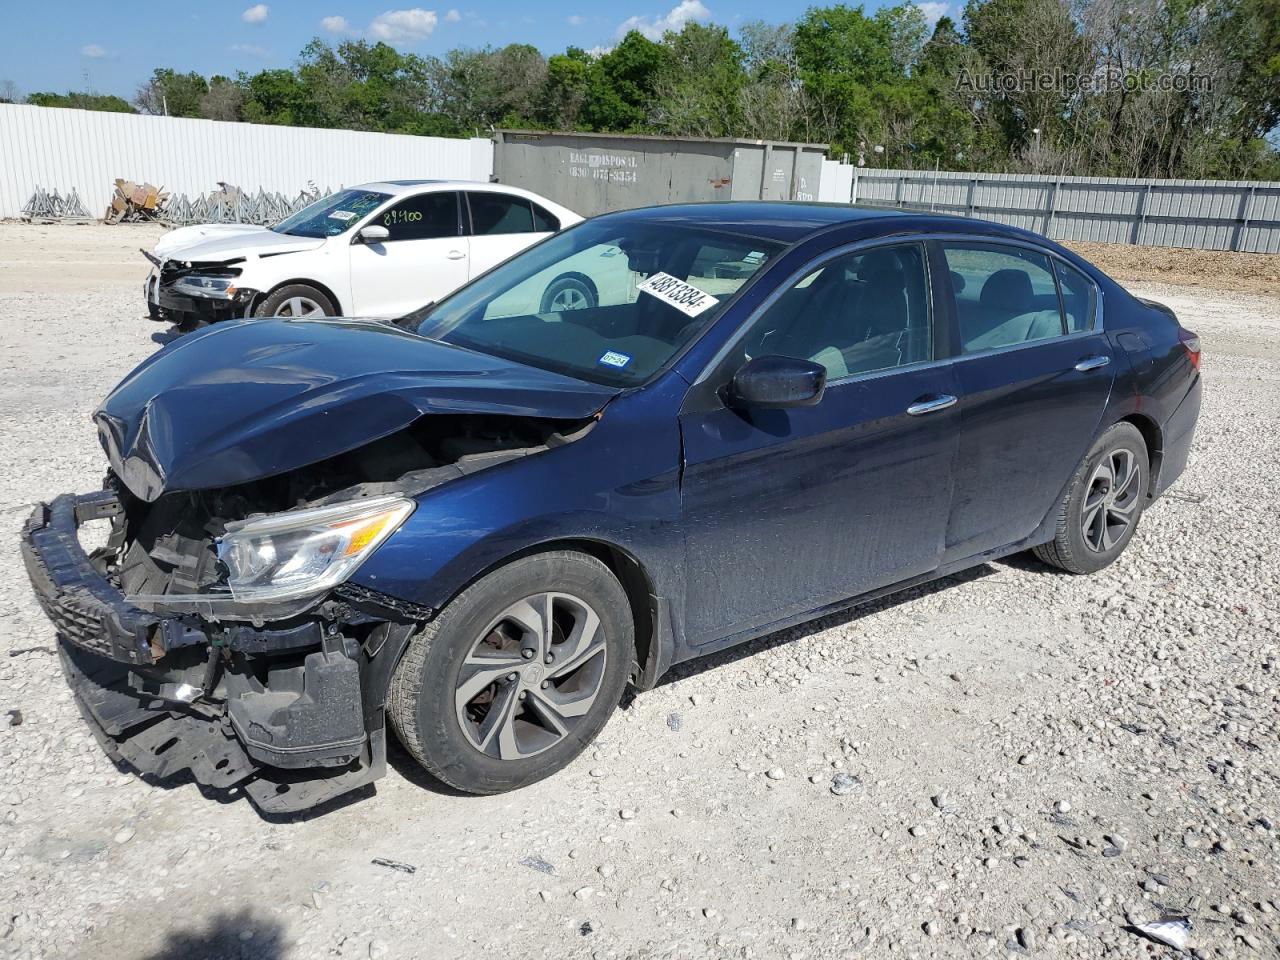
[{"left": 492, "top": 130, "right": 830, "bottom": 217}]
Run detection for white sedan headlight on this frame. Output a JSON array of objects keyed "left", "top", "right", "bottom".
[
  {"left": 173, "top": 275, "right": 237, "bottom": 300},
  {"left": 217, "top": 497, "right": 414, "bottom": 603}
]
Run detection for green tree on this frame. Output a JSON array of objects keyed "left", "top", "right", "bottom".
[
  {"left": 238, "top": 69, "right": 310, "bottom": 126},
  {"left": 582, "top": 31, "right": 669, "bottom": 131},
  {"left": 538, "top": 48, "right": 595, "bottom": 129},
  {"left": 134, "top": 68, "right": 209, "bottom": 116},
  {"left": 651, "top": 22, "right": 746, "bottom": 137},
  {"left": 26, "top": 91, "right": 136, "bottom": 112}
]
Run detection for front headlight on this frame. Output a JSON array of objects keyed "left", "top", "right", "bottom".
[
  {"left": 216, "top": 496, "right": 414, "bottom": 603},
  {"left": 173, "top": 275, "right": 237, "bottom": 300}
]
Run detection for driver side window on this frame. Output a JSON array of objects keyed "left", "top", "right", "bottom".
[
  {"left": 740, "top": 243, "right": 932, "bottom": 381},
  {"left": 377, "top": 192, "right": 461, "bottom": 241}
]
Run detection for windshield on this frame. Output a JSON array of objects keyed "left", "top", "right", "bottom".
[
  {"left": 272, "top": 189, "right": 392, "bottom": 238},
  {"left": 412, "top": 219, "right": 783, "bottom": 386}
]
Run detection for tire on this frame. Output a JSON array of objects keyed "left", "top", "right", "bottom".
[
  {"left": 539, "top": 273, "right": 598, "bottom": 314},
  {"left": 253, "top": 283, "right": 337, "bottom": 319},
  {"left": 388, "top": 551, "right": 633, "bottom": 794},
  {"left": 1033, "top": 422, "right": 1149, "bottom": 574}
]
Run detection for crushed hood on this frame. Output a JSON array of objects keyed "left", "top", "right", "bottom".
[
  {"left": 95, "top": 318, "right": 617, "bottom": 501},
  {"left": 154, "top": 224, "right": 324, "bottom": 262}
]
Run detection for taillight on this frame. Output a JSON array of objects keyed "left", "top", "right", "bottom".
[{"left": 1180, "top": 329, "right": 1201, "bottom": 371}]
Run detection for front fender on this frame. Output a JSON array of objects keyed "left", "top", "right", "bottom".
[{"left": 347, "top": 379, "right": 688, "bottom": 615}]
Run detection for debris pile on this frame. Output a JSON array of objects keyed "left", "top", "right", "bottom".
[
  {"left": 161, "top": 182, "right": 329, "bottom": 227},
  {"left": 20, "top": 186, "right": 92, "bottom": 222},
  {"left": 104, "top": 179, "right": 168, "bottom": 223}
]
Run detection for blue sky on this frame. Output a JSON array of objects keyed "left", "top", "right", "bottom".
[{"left": 0, "top": 0, "right": 941, "bottom": 101}]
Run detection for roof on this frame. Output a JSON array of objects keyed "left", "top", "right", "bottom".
[
  {"left": 596, "top": 201, "right": 1049, "bottom": 247},
  {"left": 596, "top": 202, "right": 922, "bottom": 244}
]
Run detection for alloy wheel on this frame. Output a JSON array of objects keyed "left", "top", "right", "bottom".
[
  {"left": 274, "top": 296, "right": 326, "bottom": 318},
  {"left": 549, "top": 286, "right": 589, "bottom": 311},
  {"left": 1081, "top": 448, "right": 1141, "bottom": 553},
  {"left": 454, "top": 592, "right": 608, "bottom": 760}
]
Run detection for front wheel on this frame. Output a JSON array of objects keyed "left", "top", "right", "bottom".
[
  {"left": 253, "top": 283, "right": 337, "bottom": 319},
  {"left": 388, "top": 551, "right": 632, "bottom": 794},
  {"left": 1034, "top": 422, "right": 1149, "bottom": 574}
]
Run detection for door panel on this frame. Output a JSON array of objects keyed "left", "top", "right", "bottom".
[
  {"left": 937, "top": 241, "right": 1115, "bottom": 562},
  {"left": 943, "top": 336, "right": 1114, "bottom": 561},
  {"left": 678, "top": 241, "right": 957, "bottom": 646},
  {"left": 680, "top": 366, "right": 960, "bottom": 644},
  {"left": 349, "top": 191, "right": 468, "bottom": 316}
]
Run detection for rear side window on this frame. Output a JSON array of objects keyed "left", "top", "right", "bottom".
[
  {"left": 377, "top": 191, "right": 460, "bottom": 241},
  {"left": 469, "top": 193, "right": 536, "bottom": 235},
  {"left": 1056, "top": 261, "right": 1097, "bottom": 332},
  {"left": 941, "top": 243, "right": 1065, "bottom": 353},
  {"left": 531, "top": 202, "right": 560, "bottom": 232}
]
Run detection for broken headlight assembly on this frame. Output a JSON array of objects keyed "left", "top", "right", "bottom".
[
  {"left": 216, "top": 496, "right": 415, "bottom": 603},
  {"left": 172, "top": 275, "right": 238, "bottom": 300}
]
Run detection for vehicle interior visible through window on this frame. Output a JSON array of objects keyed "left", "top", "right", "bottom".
[
  {"left": 943, "top": 243, "right": 1070, "bottom": 352},
  {"left": 740, "top": 244, "right": 932, "bottom": 380}
]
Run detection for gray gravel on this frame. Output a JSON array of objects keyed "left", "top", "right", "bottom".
[{"left": 0, "top": 225, "right": 1277, "bottom": 959}]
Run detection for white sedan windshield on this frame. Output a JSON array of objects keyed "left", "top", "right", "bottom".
[
  {"left": 272, "top": 190, "right": 391, "bottom": 238},
  {"left": 413, "top": 220, "right": 782, "bottom": 386}
]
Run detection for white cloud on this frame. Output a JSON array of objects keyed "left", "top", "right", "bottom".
[
  {"left": 230, "top": 43, "right": 270, "bottom": 56},
  {"left": 241, "top": 3, "right": 269, "bottom": 24},
  {"left": 586, "top": 44, "right": 614, "bottom": 57},
  {"left": 368, "top": 8, "right": 439, "bottom": 44},
  {"left": 616, "top": 0, "right": 709, "bottom": 40},
  {"left": 445, "top": 8, "right": 461, "bottom": 22},
  {"left": 567, "top": 13, "right": 585, "bottom": 24},
  {"left": 917, "top": 1, "right": 951, "bottom": 23},
  {"left": 80, "top": 44, "right": 108, "bottom": 58},
  {"left": 321, "top": 15, "right": 349, "bottom": 32}
]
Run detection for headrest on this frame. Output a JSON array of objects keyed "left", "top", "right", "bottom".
[
  {"left": 856, "top": 250, "right": 906, "bottom": 287},
  {"left": 979, "top": 269, "right": 1033, "bottom": 312}
]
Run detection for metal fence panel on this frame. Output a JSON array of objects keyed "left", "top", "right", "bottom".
[
  {"left": 0, "top": 103, "right": 494, "bottom": 219},
  {"left": 844, "top": 167, "right": 1280, "bottom": 253}
]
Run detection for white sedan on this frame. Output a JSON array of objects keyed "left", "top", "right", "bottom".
[{"left": 144, "top": 180, "right": 582, "bottom": 330}]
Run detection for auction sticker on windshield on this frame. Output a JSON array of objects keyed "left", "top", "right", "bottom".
[
  {"left": 328, "top": 210, "right": 357, "bottom": 222},
  {"left": 638, "top": 272, "right": 720, "bottom": 317}
]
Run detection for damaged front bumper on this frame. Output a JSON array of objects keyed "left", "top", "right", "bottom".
[
  {"left": 21, "top": 491, "right": 421, "bottom": 814},
  {"left": 144, "top": 256, "right": 257, "bottom": 326}
]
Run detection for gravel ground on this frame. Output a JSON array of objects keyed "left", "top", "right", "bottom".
[{"left": 0, "top": 224, "right": 1277, "bottom": 960}]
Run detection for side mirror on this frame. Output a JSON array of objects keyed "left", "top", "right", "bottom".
[
  {"left": 357, "top": 224, "right": 390, "bottom": 244},
  {"left": 727, "top": 355, "right": 827, "bottom": 409}
]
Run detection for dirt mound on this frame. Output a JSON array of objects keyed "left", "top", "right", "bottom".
[{"left": 1065, "top": 240, "right": 1280, "bottom": 295}]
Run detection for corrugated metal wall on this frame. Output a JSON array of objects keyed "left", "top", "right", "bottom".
[
  {"left": 842, "top": 167, "right": 1280, "bottom": 253},
  {"left": 0, "top": 104, "right": 494, "bottom": 219}
]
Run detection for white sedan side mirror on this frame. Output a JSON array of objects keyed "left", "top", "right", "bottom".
[{"left": 357, "top": 224, "right": 390, "bottom": 244}]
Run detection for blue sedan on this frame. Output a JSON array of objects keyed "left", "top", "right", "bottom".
[{"left": 22, "top": 203, "right": 1202, "bottom": 810}]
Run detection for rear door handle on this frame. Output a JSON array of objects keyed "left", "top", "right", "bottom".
[
  {"left": 906, "top": 394, "right": 957, "bottom": 416},
  {"left": 446, "top": 250, "right": 466, "bottom": 260},
  {"left": 1074, "top": 355, "right": 1110, "bottom": 372}
]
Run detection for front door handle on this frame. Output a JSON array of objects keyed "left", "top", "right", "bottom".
[
  {"left": 907, "top": 394, "right": 957, "bottom": 416},
  {"left": 446, "top": 250, "right": 466, "bottom": 260},
  {"left": 1074, "top": 355, "right": 1110, "bottom": 372}
]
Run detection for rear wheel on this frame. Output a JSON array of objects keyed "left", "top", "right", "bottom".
[
  {"left": 253, "top": 283, "right": 337, "bottom": 319},
  {"left": 540, "top": 273, "right": 597, "bottom": 313},
  {"left": 388, "top": 551, "right": 632, "bottom": 794},
  {"left": 1034, "top": 422, "right": 1148, "bottom": 574}
]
